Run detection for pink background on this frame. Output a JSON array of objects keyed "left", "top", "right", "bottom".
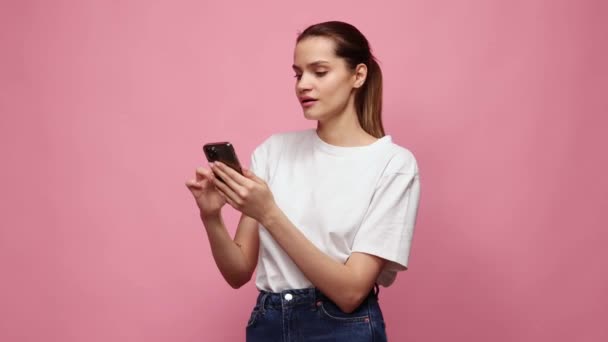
[{"left": 1, "top": 0, "right": 606, "bottom": 341}]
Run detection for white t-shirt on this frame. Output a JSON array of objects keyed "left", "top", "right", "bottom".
[{"left": 249, "top": 128, "right": 421, "bottom": 292}]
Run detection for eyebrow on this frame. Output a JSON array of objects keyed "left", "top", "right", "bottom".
[{"left": 292, "top": 60, "right": 330, "bottom": 71}]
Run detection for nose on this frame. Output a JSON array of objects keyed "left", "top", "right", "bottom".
[{"left": 296, "top": 73, "right": 313, "bottom": 94}]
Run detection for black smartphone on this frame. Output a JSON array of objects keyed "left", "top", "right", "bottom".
[{"left": 203, "top": 142, "right": 244, "bottom": 181}]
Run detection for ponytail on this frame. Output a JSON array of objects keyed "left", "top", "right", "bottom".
[{"left": 356, "top": 57, "right": 384, "bottom": 138}]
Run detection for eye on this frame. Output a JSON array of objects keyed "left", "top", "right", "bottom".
[
  {"left": 315, "top": 71, "right": 328, "bottom": 77},
  {"left": 293, "top": 74, "right": 302, "bottom": 80}
]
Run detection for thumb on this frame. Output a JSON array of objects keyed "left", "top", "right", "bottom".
[{"left": 185, "top": 179, "right": 203, "bottom": 192}]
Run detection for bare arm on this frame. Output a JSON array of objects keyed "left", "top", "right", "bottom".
[
  {"left": 260, "top": 207, "right": 386, "bottom": 313},
  {"left": 202, "top": 212, "right": 259, "bottom": 289},
  {"left": 187, "top": 166, "right": 260, "bottom": 289}
]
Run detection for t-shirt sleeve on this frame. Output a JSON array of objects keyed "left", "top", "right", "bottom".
[
  {"left": 248, "top": 135, "right": 272, "bottom": 183},
  {"left": 351, "top": 163, "right": 421, "bottom": 286}
]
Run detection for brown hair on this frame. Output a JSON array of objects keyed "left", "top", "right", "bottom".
[{"left": 297, "top": 21, "right": 385, "bottom": 138}]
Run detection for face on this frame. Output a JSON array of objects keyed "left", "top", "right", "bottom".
[{"left": 292, "top": 37, "right": 366, "bottom": 121}]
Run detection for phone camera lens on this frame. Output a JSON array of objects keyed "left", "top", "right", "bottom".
[{"left": 208, "top": 147, "right": 217, "bottom": 158}]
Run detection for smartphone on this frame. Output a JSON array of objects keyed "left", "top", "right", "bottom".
[{"left": 203, "top": 142, "right": 243, "bottom": 181}]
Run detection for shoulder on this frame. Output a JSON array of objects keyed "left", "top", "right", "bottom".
[
  {"left": 267, "top": 128, "right": 311, "bottom": 144},
  {"left": 382, "top": 141, "right": 420, "bottom": 176},
  {"left": 254, "top": 128, "right": 312, "bottom": 153}
]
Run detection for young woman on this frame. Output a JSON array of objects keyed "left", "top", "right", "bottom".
[{"left": 186, "top": 21, "right": 421, "bottom": 341}]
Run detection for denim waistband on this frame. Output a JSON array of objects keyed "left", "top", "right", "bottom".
[{"left": 256, "top": 284, "right": 380, "bottom": 309}]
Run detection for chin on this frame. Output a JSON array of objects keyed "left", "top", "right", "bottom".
[
  {"left": 302, "top": 109, "right": 316, "bottom": 120},
  {"left": 302, "top": 108, "right": 328, "bottom": 121},
  {"left": 303, "top": 112, "right": 317, "bottom": 120}
]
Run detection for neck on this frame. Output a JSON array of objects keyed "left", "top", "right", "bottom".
[{"left": 316, "top": 96, "right": 376, "bottom": 147}]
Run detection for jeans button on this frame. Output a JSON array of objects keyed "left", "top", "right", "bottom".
[{"left": 284, "top": 293, "right": 293, "bottom": 301}]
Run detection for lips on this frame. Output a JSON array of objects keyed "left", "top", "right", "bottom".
[
  {"left": 299, "top": 96, "right": 317, "bottom": 103},
  {"left": 301, "top": 99, "right": 317, "bottom": 108},
  {"left": 299, "top": 96, "right": 318, "bottom": 107}
]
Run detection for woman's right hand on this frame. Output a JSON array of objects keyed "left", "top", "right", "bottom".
[{"left": 185, "top": 167, "right": 227, "bottom": 219}]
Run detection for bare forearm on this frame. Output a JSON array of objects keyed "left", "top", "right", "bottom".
[
  {"left": 260, "top": 208, "right": 371, "bottom": 312},
  {"left": 201, "top": 213, "right": 251, "bottom": 288}
]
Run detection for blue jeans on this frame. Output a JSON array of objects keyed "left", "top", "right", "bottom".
[{"left": 246, "top": 286, "right": 387, "bottom": 341}]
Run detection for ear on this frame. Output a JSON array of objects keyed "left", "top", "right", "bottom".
[{"left": 353, "top": 63, "right": 368, "bottom": 89}]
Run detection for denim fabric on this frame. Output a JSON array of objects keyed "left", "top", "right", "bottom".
[{"left": 246, "top": 286, "right": 387, "bottom": 341}]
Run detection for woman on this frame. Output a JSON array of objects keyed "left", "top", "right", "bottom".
[{"left": 186, "top": 21, "right": 421, "bottom": 341}]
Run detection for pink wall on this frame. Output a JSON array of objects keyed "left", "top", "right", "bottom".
[{"left": 1, "top": 0, "right": 606, "bottom": 341}]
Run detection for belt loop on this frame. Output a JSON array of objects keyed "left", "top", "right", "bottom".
[{"left": 259, "top": 291, "right": 270, "bottom": 313}]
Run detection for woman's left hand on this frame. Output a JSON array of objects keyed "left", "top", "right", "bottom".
[{"left": 209, "top": 161, "right": 277, "bottom": 223}]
